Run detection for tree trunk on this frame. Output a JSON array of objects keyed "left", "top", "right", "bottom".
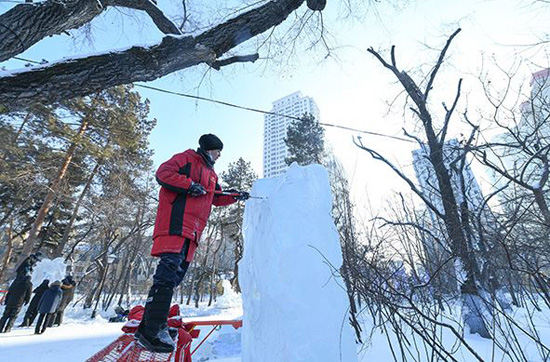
[
  {"left": 0, "top": 0, "right": 104, "bottom": 63},
  {"left": 533, "top": 188, "right": 550, "bottom": 227},
  {"left": 104, "top": 267, "right": 121, "bottom": 311},
  {"left": 117, "top": 262, "right": 133, "bottom": 307},
  {"left": 0, "top": 219, "right": 14, "bottom": 283},
  {"left": 20, "top": 116, "right": 91, "bottom": 258},
  {"left": 54, "top": 160, "right": 101, "bottom": 257},
  {"left": 185, "top": 271, "right": 196, "bottom": 306},
  {"left": 367, "top": 31, "right": 491, "bottom": 338}
]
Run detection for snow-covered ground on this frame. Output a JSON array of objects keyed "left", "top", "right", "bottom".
[
  {"left": 3, "top": 164, "right": 550, "bottom": 361},
  {"left": 0, "top": 282, "right": 244, "bottom": 361},
  {"left": 4, "top": 291, "right": 550, "bottom": 361}
]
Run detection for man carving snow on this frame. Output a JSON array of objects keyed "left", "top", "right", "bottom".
[{"left": 137, "top": 133, "right": 249, "bottom": 353}]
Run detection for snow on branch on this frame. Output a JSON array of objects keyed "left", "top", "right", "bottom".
[
  {"left": 0, "top": 0, "right": 306, "bottom": 110},
  {"left": 210, "top": 53, "right": 260, "bottom": 70}
]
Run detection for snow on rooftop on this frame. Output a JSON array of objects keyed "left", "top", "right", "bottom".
[{"left": 240, "top": 163, "right": 357, "bottom": 362}]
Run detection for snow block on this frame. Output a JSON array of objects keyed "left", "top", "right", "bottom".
[
  {"left": 462, "top": 292, "right": 491, "bottom": 339},
  {"left": 240, "top": 163, "right": 358, "bottom": 362}
]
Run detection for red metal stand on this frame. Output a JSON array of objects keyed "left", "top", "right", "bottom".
[{"left": 85, "top": 318, "right": 242, "bottom": 362}]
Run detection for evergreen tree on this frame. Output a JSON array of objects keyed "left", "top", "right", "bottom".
[
  {"left": 0, "top": 85, "right": 156, "bottom": 265},
  {"left": 284, "top": 113, "right": 325, "bottom": 166}
]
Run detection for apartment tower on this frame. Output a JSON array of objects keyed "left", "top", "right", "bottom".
[{"left": 263, "top": 91, "right": 320, "bottom": 178}]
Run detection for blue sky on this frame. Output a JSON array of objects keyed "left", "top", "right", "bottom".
[{"left": 1, "top": 0, "right": 549, "bottom": 210}]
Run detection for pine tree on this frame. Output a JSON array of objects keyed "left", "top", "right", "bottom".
[
  {"left": 3, "top": 85, "right": 156, "bottom": 261},
  {"left": 284, "top": 113, "right": 325, "bottom": 166}
]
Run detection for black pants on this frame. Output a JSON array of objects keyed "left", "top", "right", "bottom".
[
  {"left": 35, "top": 313, "right": 53, "bottom": 334},
  {"left": 152, "top": 239, "right": 191, "bottom": 289},
  {"left": 53, "top": 309, "right": 65, "bottom": 326},
  {"left": 0, "top": 305, "right": 22, "bottom": 333},
  {"left": 21, "top": 307, "right": 39, "bottom": 326}
]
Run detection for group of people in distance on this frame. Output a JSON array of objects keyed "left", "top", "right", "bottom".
[{"left": 0, "top": 252, "right": 76, "bottom": 334}]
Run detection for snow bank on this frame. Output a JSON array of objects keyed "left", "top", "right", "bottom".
[
  {"left": 214, "top": 280, "right": 242, "bottom": 310},
  {"left": 239, "top": 163, "right": 357, "bottom": 362}
]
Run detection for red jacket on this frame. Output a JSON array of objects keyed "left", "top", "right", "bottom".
[{"left": 152, "top": 149, "right": 236, "bottom": 261}]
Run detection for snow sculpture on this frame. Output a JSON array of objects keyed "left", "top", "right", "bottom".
[
  {"left": 240, "top": 163, "right": 358, "bottom": 362},
  {"left": 32, "top": 258, "right": 67, "bottom": 286}
]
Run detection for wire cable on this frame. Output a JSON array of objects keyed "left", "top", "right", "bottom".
[
  {"left": 135, "top": 84, "right": 416, "bottom": 143},
  {"left": 7, "top": 55, "right": 415, "bottom": 143}
]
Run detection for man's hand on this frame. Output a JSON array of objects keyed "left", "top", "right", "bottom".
[
  {"left": 234, "top": 191, "right": 250, "bottom": 201},
  {"left": 188, "top": 182, "right": 206, "bottom": 196}
]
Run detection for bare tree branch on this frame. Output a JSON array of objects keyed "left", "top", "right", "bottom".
[
  {"left": 353, "top": 136, "right": 445, "bottom": 219},
  {"left": 424, "top": 28, "right": 462, "bottom": 101},
  {"left": 439, "top": 78, "right": 463, "bottom": 144},
  {"left": 210, "top": 53, "right": 260, "bottom": 70},
  {"left": 109, "top": 0, "right": 181, "bottom": 35},
  {"left": 0, "top": 0, "right": 306, "bottom": 110}
]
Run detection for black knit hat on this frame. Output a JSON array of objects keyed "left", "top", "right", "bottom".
[{"left": 199, "top": 134, "right": 223, "bottom": 151}]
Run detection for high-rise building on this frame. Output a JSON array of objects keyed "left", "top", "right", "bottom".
[
  {"left": 263, "top": 91, "right": 320, "bottom": 178},
  {"left": 493, "top": 69, "right": 550, "bottom": 198},
  {"left": 412, "top": 139, "right": 487, "bottom": 219}
]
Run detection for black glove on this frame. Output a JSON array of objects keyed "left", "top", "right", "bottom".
[
  {"left": 188, "top": 182, "right": 206, "bottom": 196},
  {"left": 234, "top": 191, "right": 250, "bottom": 201}
]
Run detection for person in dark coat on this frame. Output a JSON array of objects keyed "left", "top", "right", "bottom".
[
  {"left": 19, "top": 279, "right": 50, "bottom": 327},
  {"left": 136, "top": 134, "right": 249, "bottom": 353},
  {"left": 34, "top": 281, "right": 62, "bottom": 334},
  {"left": 15, "top": 252, "right": 42, "bottom": 280},
  {"left": 52, "top": 275, "right": 76, "bottom": 326},
  {"left": 0, "top": 275, "right": 32, "bottom": 333}
]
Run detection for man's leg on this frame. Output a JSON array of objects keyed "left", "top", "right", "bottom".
[
  {"left": 54, "top": 310, "right": 64, "bottom": 326},
  {"left": 138, "top": 239, "right": 190, "bottom": 353},
  {"left": 20, "top": 309, "right": 33, "bottom": 327},
  {"left": 28, "top": 309, "right": 38, "bottom": 325},
  {"left": 42, "top": 313, "right": 53, "bottom": 333},
  {"left": 46, "top": 312, "right": 55, "bottom": 327},
  {"left": 35, "top": 313, "right": 45, "bottom": 334},
  {"left": 0, "top": 308, "right": 9, "bottom": 333},
  {"left": 4, "top": 306, "right": 21, "bottom": 333}
]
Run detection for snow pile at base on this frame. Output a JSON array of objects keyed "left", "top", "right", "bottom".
[
  {"left": 239, "top": 163, "right": 358, "bottom": 362},
  {"left": 31, "top": 258, "right": 67, "bottom": 286}
]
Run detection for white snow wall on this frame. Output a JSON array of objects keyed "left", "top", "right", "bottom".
[{"left": 239, "top": 164, "right": 358, "bottom": 362}]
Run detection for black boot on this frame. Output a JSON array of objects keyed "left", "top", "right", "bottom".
[
  {"left": 135, "top": 325, "right": 178, "bottom": 341},
  {"left": 137, "top": 286, "right": 176, "bottom": 353}
]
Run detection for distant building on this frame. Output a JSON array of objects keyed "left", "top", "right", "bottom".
[
  {"left": 492, "top": 69, "right": 550, "bottom": 205},
  {"left": 412, "top": 139, "right": 487, "bottom": 219},
  {"left": 263, "top": 91, "right": 320, "bottom": 178},
  {"left": 514, "top": 69, "right": 550, "bottom": 185}
]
